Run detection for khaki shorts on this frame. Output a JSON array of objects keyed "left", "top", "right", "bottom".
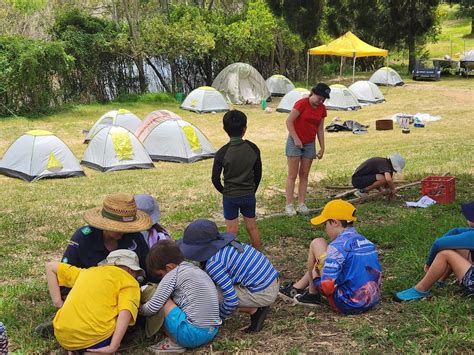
[{"left": 219, "top": 278, "right": 280, "bottom": 309}]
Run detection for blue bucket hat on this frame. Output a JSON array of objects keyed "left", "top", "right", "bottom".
[
  {"left": 176, "top": 219, "right": 235, "bottom": 262},
  {"left": 135, "top": 194, "right": 160, "bottom": 225},
  {"left": 461, "top": 201, "right": 474, "bottom": 222}
]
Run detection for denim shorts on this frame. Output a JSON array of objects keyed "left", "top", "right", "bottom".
[
  {"left": 223, "top": 194, "right": 256, "bottom": 220},
  {"left": 164, "top": 306, "right": 218, "bottom": 348},
  {"left": 352, "top": 175, "right": 377, "bottom": 189},
  {"left": 285, "top": 135, "right": 316, "bottom": 159}
]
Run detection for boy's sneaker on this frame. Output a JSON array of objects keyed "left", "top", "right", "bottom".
[
  {"left": 294, "top": 290, "right": 323, "bottom": 307},
  {"left": 285, "top": 204, "right": 297, "bottom": 216},
  {"left": 296, "top": 203, "right": 310, "bottom": 215},
  {"left": 393, "top": 287, "right": 431, "bottom": 302},
  {"left": 279, "top": 283, "right": 305, "bottom": 301},
  {"left": 354, "top": 190, "right": 367, "bottom": 198},
  {"left": 149, "top": 337, "right": 186, "bottom": 353},
  {"left": 244, "top": 306, "right": 270, "bottom": 333},
  {"left": 33, "top": 321, "right": 54, "bottom": 338}
]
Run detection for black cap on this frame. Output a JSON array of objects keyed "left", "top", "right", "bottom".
[{"left": 311, "top": 83, "right": 331, "bottom": 99}]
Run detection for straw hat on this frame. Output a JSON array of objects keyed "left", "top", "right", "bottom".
[{"left": 84, "top": 193, "right": 152, "bottom": 233}]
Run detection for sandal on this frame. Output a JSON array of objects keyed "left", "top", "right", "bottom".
[{"left": 148, "top": 337, "right": 186, "bottom": 353}]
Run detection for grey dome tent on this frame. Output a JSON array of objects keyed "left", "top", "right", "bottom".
[
  {"left": 180, "top": 86, "right": 229, "bottom": 113},
  {"left": 266, "top": 74, "right": 295, "bottom": 96},
  {"left": 0, "top": 130, "right": 85, "bottom": 182},
  {"left": 84, "top": 109, "right": 142, "bottom": 143},
  {"left": 324, "top": 84, "right": 361, "bottom": 111},
  {"left": 369, "top": 67, "right": 404, "bottom": 86},
  {"left": 349, "top": 80, "right": 385, "bottom": 104},
  {"left": 276, "top": 88, "right": 310, "bottom": 113},
  {"left": 212, "top": 63, "right": 270, "bottom": 104},
  {"left": 82, "top": 126, "right": 154, "bottom": 172}
]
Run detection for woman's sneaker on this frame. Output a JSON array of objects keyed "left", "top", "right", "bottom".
[
  {"left": 294, "top": 290, "right": 323, "bottom": 307},
  {"left": 279, "top": 283, "right": 304, "bottom": 301},
  {"left": 296, "top": 203, "right": 310, "bottom": 215},
  {"left": 285, "top": 204, "right": 297, "bottom": 216}
]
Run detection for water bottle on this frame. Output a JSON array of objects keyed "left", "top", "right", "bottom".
[
  {"left": 261, "top": 98, "right": 267, "bottom": 110},
  {"left": 0, "top": 322, "right": 8, "bottom": 354}
]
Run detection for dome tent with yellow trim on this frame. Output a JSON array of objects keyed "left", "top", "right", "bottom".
[
  {"left": 0, "top": 130, "right": 85, "bottom": 182},
  {"left": 84, "top": 109, "right": 142, "bottom": 143},
  {"left": 136, "top": 114, "right": 215, "bottom": 163},
  {"left": 81, "top": 126, "right": 154, "bottom": 172},
  {"left": 180, "top": 86, "right": 229, "bottom": 113},
  {"left": 369, "top": 67, "right": 404, "bottom": 86},
  {"left": 265, "top": 74, "right": 295, "bottom": 96},
  {"left": 276, "top": 88, "right": 310, "bottom": 113},
  {"left": 324, "top": 84, "right": 361, "bottom": 111},
  {"left": 349, "top": 80, "right": 385, "bottom": 104}
]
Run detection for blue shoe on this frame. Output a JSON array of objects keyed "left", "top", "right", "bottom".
[{"left": 394, "top": 287, "right": 431, "bottom": 302}]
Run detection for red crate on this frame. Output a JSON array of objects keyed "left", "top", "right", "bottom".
[{"left": 421, "top": 176, "right": 456, "bottom": 204}]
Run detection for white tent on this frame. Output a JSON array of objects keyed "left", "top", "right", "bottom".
[
  {"left": 266, "top": 74, "right": 295, "bottom": 96},
  {"left": 82, "top": 126, "right": 154, "bottom": 172},
  {"left": 180, "top": 86, "right": 229, "bottom": 113},
  {"left": 0, "top": 130, "right": 85, "bottom": 182},
  {"left": 349, "top": 80, "right": 385, "bottom": 104},
  {"left": 84, "top": 109, "right": 142, "bottom": 143},
  {"left": 324, "top": 84, "right": 361, "bottom": 111},
  {"left": 369, "top": 67, "right": 404, "bottom": 86},
  {"left": 138, "top": 118, "right": 215, "bottom": 163},
  {"left": 212, "top": 62, "right": 270, "bottom": 104},
  {"left": 276, "top": 88, "right": 310, "bottom": 113}
]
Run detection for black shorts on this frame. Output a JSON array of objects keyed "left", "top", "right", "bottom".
[
  {"left": 460, "top": 265, "right": 474, "bottom": 296},
  {"left": 352, "top": 175, "right": 377, "bottom": 189}
]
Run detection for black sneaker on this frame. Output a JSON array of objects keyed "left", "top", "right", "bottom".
[
  {"left": 294, "top": 290, "right": 323, "bottom": 307},
  {"left": 244, "top": 306, "right": 270, "bottom": 333},
  {"left": 279, "top": 283, "right": 304, "bottom": 301},
  {"left": 33, "top": 320, "right": 54, "bottom": 338}
]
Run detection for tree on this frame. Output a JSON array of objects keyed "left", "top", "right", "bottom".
[
  {"left": 383, "top": 0, "right": 441, "bottom": 72},
  {"left": 454, "top": 0, "right": 474, "bottom": 37}
]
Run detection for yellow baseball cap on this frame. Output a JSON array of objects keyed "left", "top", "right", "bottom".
[{"left": 310, "top": 199, "right": 357, "bottom": 225}]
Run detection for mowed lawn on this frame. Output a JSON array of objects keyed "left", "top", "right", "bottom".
[{"left": 0, "top": 76, "right": 473, "bottom": 353}]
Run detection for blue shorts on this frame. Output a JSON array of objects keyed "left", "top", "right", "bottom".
[
  {"left": 164, "top": 306, "right": 218, "bottom": 348},
  {"left": 285, "top": 135, "right": 316, "bottom": 159},
  {"left": 76, "top": 336, "right": 112, "bottom": 353},
  {"left": 223, "top": 194, "right": 256, "bottom": 220}
]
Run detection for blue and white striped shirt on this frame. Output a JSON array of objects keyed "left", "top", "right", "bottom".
[
  {"left": 205, "top": 243, "right": 278, "bottom": 319},
  {"left": 140, "top": 262, "right": 221, "bottom": 328}
]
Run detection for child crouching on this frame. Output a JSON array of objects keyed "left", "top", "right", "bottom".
[{"left": 140, "top": 240, "right": 221, "bottom": 352}]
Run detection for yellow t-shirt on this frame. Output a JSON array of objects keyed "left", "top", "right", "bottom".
[{"left": 53, "top": 263, "right": 140, "bottom": 350}]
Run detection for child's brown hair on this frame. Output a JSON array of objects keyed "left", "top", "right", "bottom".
[{"left": 146, "top": 240, "right": 184, "bottom": 275}]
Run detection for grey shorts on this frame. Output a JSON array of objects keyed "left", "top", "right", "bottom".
[
  {"left": 285, "top": 135, "right": 316, "bottom": 159},
  {"left": 218, "top": 278, "right": 280, "bottom": 310}
]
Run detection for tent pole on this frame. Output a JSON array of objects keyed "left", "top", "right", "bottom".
[
  {"left": 306, "top": 51, "right": 310, "bottom": 88},
  {"left": 352, "top": 53, "right": 356, "bottom": 83}
]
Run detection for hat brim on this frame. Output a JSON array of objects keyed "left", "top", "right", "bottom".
[
  {"left": 150, "top": 209, "right": 159, "bottom": 225},
  {"left": 98, "top": 259, "right": 145, "bottom": 277},
  {"left": 461, "top": 202, "right": 474, "bottom": 222},
  {"left": 84, "top": 207, "right": 152, "bottom": 233},
  {"left": 310, "top": 215, "right": 328, "bottom": 225},
  {"left": 176, "top": 233, "right": 235, "bottom": 262},
  {"left": 141, "top": 284, "right": 165, "bottom": 337}
]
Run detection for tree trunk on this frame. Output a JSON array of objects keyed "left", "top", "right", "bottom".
[
  {"left": 145, "top": 57, "right": 171, "bottom": 92},
  {"left": 407, "top": 33, "right": 416, "bottom": 73},
  {"left": 471, "top": 17, "right": 474, "bottom": 37}
]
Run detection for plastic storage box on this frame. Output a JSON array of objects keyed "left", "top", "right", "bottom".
[{"left": 421, "top": 176, "right": 456, "bottom": 204}]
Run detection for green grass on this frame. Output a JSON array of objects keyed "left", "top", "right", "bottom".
[{"left": 1, "top": 11, "right": 473, "bottom": 354}]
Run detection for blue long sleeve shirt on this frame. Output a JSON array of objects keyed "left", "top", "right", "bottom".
[{"left": 426, "top": 227, "right": 474, "bottom": 266}]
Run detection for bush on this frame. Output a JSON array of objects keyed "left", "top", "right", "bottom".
[{"left": 112, "top": 92, "right": 176, "bottom": 104}]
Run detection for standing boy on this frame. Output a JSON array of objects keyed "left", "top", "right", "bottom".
[
  {"left": 140, "top": 240, "right": 221, "bottom": 352},
  {"left": 351, "top": 153, "right": 405, "bottom": 198},
  {"left": 46, "top": 249, "right": 144, "bottom": 354},
  {"left": 177, "top": 219, "right": 279, "bottom": 332},
  {"left": 211, "top": 110, "right": 262, "bottom": 249},
  {"left": 280, "top": 200, "right": 382, "bottom": 314}
]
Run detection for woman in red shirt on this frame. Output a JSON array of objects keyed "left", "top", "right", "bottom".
[{"left": 284, "top": 83, "right": 330, "bottom": 216}]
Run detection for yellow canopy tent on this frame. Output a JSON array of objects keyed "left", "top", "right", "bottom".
[{"left": 307, "top": 31, "right": 388, "bottom": 84}]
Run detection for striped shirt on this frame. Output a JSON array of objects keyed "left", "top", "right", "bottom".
[
  {"left": 140, "top": 262, "right": 221, "bottom": 328},
  {"left": 205, "top": 243, "right": 278, "bottom": 319}
]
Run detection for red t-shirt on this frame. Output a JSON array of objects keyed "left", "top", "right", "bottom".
[{"left": 293, "top": 97, "right": 327, "bottom": 144}]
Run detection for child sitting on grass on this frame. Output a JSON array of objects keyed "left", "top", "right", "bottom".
[
  {"left": 394, "top": 201, "right": 474, "bottom": 301},
  {"left": 280, "top": 199, "right": 382, "bottom": 314},
  {"left": 140, "top": 240, "right": 221, "bottom": 353},
  {"left": 46, "top": 249, "right": 144, "bottom": 354}
]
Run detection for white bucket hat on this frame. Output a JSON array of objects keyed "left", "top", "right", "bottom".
[
  {"left": 99, "top": 249, "right": 145, "bottom": 277},
  {"left": 389, "top": 153, "right": 406, "bottom": 173}
]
